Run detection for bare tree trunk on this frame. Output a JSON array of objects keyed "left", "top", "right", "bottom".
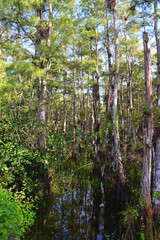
[
  {"left": 127, "top": 59, "right": 134, "bottom": 143},
  {"left": 73, "top": 40, "right": 77, "bottom": 147},
  {"left": 35, "top": 8, "right": 44, "bottom": 150},
  {"left": 37, "top": 2, "right": 52, "bottom": 152},
  {"left": 128, "top": 59, "right": 133, "bottom": 110},
  {"left": 112, "top": 10, "right": 120, "bottom": 170},
  {"left": 93, "top": 76, "right": 100, "bottom": 162},
  {"left": 103, "top": 10, "right": 114, "bottom": 182},
  {"left": 153, "top": 0, "right": 160, "bottom": 216},
  {"left": 93, "top": 27, "right": 101, "bottom": 163},
  {"left": 63, "top": 70, "right": 67, "bottom": 133},
  {"left": 105, "top": 10, "right": 114, "bottom": 165},
  {"left": 80, "top": 52, "right": 86, "bottom": 137},
  {"left": 89, "top": 39, "right": 95, "bottom": 138},
  {"left": 141, "top": 32, "right": 154, "bottom": 240},
  {"left": 122, "top": 18, "right": 134, "bottom": 155},
  {"left": 38, "top": 78, "right": 47, "bottom": 151},
  {"left": 53, "top": 108, "right": 59, "bottom": 133},
  {"left": 112, "top": 9, "right": 127, "bottom": 204},
  {"left": 87, "top": 73, "right": 92, "bottom": 136}
]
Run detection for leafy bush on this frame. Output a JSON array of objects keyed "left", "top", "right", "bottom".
[
  {"left": 0, "top": 188, "right": 35, "bottom": 240},
  {"left": 0, "top": 141, "right": 44, "bottom": 200},
  {"left": 153, "top": 191, "right": 160, "bottom": 200}
]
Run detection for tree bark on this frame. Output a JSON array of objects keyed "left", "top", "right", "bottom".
[
  {"left": 105, "top": 10, "right": 113, "bottom": 165},
  {"left": 103, "top": 10, "right": 114, "bottom": 182},
  {"left": 141, "top": 31, "right": 154, "bottom": 240},
  {"left": 73, "top": 40, "right": 77, "bottom": 145},
  {"left": 80, "top": 50, "right": 86, "bottom": 137},
  {"left": 112, "top": 8, "right": 127, "bottom": 204},
  {"left": 93, "top": 27, "right": 101, "bottom": 163},
  {"left": 37, "top": 1, "right": 52, "bottom": 152},
  {"left": 63, "top": 70, "right": 67, "bottom": 133},
  {"left": 112, "top": 9, "right": 120, "bottom": 170}
]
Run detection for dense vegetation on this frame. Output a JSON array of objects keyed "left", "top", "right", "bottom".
[{"left": 0, "top": 0, "right": 160, "bottom": 239}]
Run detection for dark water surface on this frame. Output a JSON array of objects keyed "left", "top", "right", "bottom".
[{"left": 26, "top": 168, "right": 118, "bottom": 240}]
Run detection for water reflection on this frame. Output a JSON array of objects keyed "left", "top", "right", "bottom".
[{"left": 27, "top": 169, "right": 118, "bottom": 240}]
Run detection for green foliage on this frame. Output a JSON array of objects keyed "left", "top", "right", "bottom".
[
  {"left": 0, "top": 98, "right": 47, "bottom": 202},
  {"left": 121, "top": 206, "right": 139, "bottom": 226},
  {"left": 139, "top": 198, "right": 145, "bottom": 209},
  {"left": 106, "top": 122, "right": 113, "bottom": 130},
  {"left": 131, "top": 111, "right": 142, "bottom": 127},
  {"left": 0, "top": 0, "right": 159, "bottom": 238},
  {"left": 0, "top": 188, "right": 35, "bottom": 240},
  {"left": 140, "top": 232, "right": 146, "bottom": 240},
  {"left": 47, "top": 131, "right": 72, "bottom": 160},
  {"left": 154, "top": 105, "right": 160, "bottom": 126},
  {"left": 131, "top": 141, "right": 143, "bottom": 153},
  {"left": 120, "top": 204, "right": 147, "bottom": 240},
  {"left": 153, "top": 191, "right": 160, "bottom": 200},
  {"left": 0, "top": 140, "right": 45, "bottom": 202},
  {"left": 127, "top": 165, "right": 141, "bottom": 197},
  {"left": 104, "top": 233, "right": 115, "bottom": 239}
]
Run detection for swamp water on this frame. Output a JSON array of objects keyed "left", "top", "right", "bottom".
[{"left": 26, "top": 164, "right": 123, "bottom": 240}]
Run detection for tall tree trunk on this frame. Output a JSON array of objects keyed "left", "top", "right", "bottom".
[
  {"left": 80, "top": 51, "right": 86, "bottom": 137},
  {"left": 103, "top": 10, "right": 114, "bottom": 182},
  {"left": 105, "top": 10, "right": 113, "bottom": 165},
  {"left": 127, "top": 59, "right": 133, "bottom": 110},
  {"left": 73, "top": 42, "right": 76, "bottom": 144},
  {"left": 63, "top": 70, "right": 67, "bottom": 133},
  {"left": 93, "top": 27, "right": 100, "bottom": 163},
  {"left": 93, "top": 75, "right": 100, "bottom": 162},
  {"left": 90, "top": 39, "right": 95, "bottom": 138},
  {"left": 37, "top": 2, "right": 52, "bottom": 152},
  {"left": 153, "top": 0, "right": 160, "bottom": 216},
  {"left": 122, "top": 17, "right": 135, "bottom": 156},
  {"left": 112, "top": 9, "right": 120, "bottom": 170},
  {"left": 112, "top": 8, "right": 127, "bottom": 204},
  {"left": 141, "top": 32, "right": 154, "bottom": 240},
  {"left": 38, "top": 78, "right": 47, "bottom": 152},
  {"left": 92, "top": 26, "right": 101, "bottom": 178},
  {"left": 87, "top": 73, "right": 92, "bottom": 136}
]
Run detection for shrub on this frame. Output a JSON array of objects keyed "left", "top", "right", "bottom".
[{"left": 0, "top": 188, "right": 35, "bottom": 240}]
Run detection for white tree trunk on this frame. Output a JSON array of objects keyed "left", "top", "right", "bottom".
[
  {"left": 141, "top": 32, "right": 154, "bottom": 240},
  {"left": 63, "top": 70, "right": 67, "bottom": 133},
  {"left": 112, "top": 9, "right": 120, "bottom": 170},
  {"left": 38, "top": 1, "right": 53, "bottom": 151},
  {"left": 141, "top": 31, "right": 153, "bottom": 205}
]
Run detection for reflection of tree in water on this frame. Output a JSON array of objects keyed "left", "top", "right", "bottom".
[
  {"left": 103, "top": 187, "right": 117, "bottom": 240},
  {"left": 103, "top": 179, "right": 127, "bottom": 240},
  {"left": 85, "top": 165, "right": 103, "bottom": 239},
  {"left": 26, "top": 166, "right": 124, "bottom": 240}
]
